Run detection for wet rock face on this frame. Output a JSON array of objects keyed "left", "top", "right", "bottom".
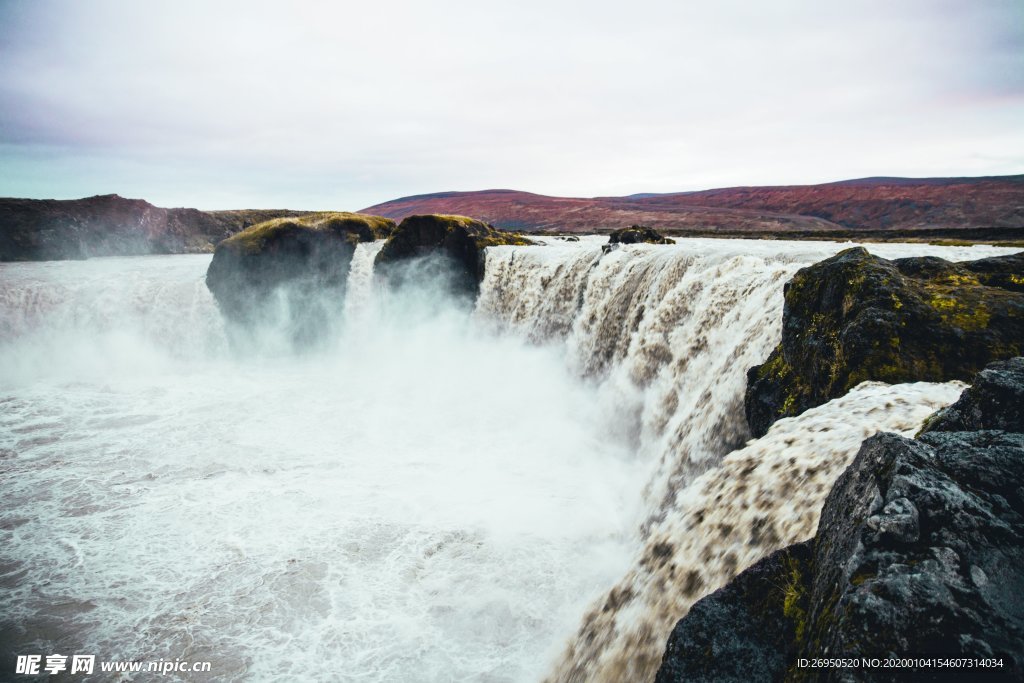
[
  {"left": 920, "top": 357, "right": 1024, "bottom": 433},
  {"left": 655, "top": 542, "right": 813, "bottom": 683},
  {"left": 205, "top": 212, "right": 394, "bottom": 342},
  {"left": 607, "top": 225, "right": 675, "bottom": 245},
  {"left": 374, "top": 214, "right": 533, "bottom": 298},
  {"left": 800, "top": 429, "right": 1024, "bottom": 679},
  {"left": 657, "top": 358, "right": 1024, "bottom": 682},
  {"left": 745, "top": 247, "right": 1024, "bottom": 437}
]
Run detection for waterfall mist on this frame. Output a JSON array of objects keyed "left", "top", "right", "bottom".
[{"left": 0, "top": 238, "right": 1016, "bottom": 681}]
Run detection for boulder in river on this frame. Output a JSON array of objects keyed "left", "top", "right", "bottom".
[
  {"left": 205, "top": 212, "right": 394, "bottom": 343},
  {"left": 607, "top": 225, "right": 675, "bottom": 245},
  {"left": 374, "top": 214, "right": 533, "bottom": 298}
]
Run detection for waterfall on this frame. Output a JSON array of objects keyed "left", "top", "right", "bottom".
[
  {"left": 0, "top": 255, "right": 228, "bottom": 383},
  {"left": 343, "top": 241, "right": 386, "bottom": 322},
  {"left": 541, "top": 380, "right": 962, "bottom": 682},
  {"left": 479, "top": 240, "right": 800, "bottom": 525},
  {"left": 476, "top": 238, "right": 1005, "bottom": 682},
  {"left": 0, "top": 238, "right": 1014, "bottom": 681}
]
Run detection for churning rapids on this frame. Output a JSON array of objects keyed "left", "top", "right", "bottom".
[{"left": 0, "top": 238, "right": 1017, "bottom": 682}]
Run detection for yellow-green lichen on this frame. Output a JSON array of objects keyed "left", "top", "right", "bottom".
[
  {"left": 782, "top": 555, "right": 808, "bottom": 643},
  {"left": 927, "top": 291, "right": 992, "bottom": 331},
  {"left": 939, "top": 272, "right": 981, "bottom": 287}
]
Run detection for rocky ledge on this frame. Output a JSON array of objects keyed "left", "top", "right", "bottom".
[
  {"left": 657, "top": 357, "right": 1024, "bottom": 682},
  {"left": 205, "top": 212, "right": 394, "bottom": 342},
  {"left": 746, "top": 247, "right": 1024, "bottom": 437},
  {"left": 374, "top": 214, "right": 533, "bottom": 298}
]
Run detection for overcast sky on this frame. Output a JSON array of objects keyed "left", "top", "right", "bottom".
[{"left": 0, "top": 0, "right": 1021, "bottom": 210}]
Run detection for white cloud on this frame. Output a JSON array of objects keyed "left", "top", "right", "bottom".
[{"left": 0, "top": 0, "right": 1021, "bottom": 209}]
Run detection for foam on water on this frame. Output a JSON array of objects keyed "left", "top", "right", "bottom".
[
  {"left": 0, "top": 238, "right": 1015, "bottom": 681},
  {"left": 0, "top": 247, "right": 644, "bottom": 681}
]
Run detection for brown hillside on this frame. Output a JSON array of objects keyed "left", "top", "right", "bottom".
[{"left": 362, "top": 176, "right": 1024, "bottom": 234}]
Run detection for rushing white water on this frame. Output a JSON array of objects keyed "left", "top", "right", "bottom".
[
  {"left": 478, "top": 238, "right": 1010, "bottom": 526},
  {"left": 477, "top": 237, "right": 1015, "bottom": 682},
  {"left": 0, "top": 247, "right": 647, "bottom": 682},
  {"left": 542, "top": 380, "right": 964, "bottom": 682},
  {"left": 0, "top": 238, "right": 1015, "bottom": 682}
]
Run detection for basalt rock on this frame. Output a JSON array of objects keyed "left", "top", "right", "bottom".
[
  {"left": 658, "top": 358, "right": 1024, "bottom": 682},
  {"left": 920, "top": 357, "right": 1024, "bottom": 433},
  {"left": 607, "top": 225, "right": 675, "bottom": 245},
  {"left": 205, "top": 212, "right": 394, "bottom": 342},
  {"left": 655, "top": 542, "right": 813, "bottom": 683},
  {"left": 374, "top": 214, "right": 533, "bottom": 298},
  {"left": 745, "top": 247, "right": 1024, "bottom": 437}
]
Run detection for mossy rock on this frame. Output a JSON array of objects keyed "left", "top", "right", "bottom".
[
  {"left": 655, "top": 542, "right": 812, "bottom": 683},
  {"left": 608, "top": 225, "right": 675, "bottom": 245},
  {"left": 205, "top": 212, "right": 394, "bottom": 342},
  {"left": 374, "top": 214, "right": 534, "bottom": 298},
  {"left": 745, "top": 247, "right": 1024, "bottom": 436},
  {"left": 658, "top": 360, "right": 1024, "bottom": 682}
]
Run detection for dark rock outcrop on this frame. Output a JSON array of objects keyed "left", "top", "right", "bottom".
[
  {"left": 205, "top": 212, "right": 394, "bottom": 342},
  {"left": 746, "top": 247, "right": 1024, "bottom": 437},
  {"left": 374, "top": 214, "right": 533, "bottom": 298},
  {"left": 655, "top": 542, "right": 813, "bottom": 683},
  {"left": 658, "top": 358, "right": 1024, "bottom": 682},
  {"left": 920, "top": 358, "right": 1024, "bottom": 433},
  {"left": 793, "top": 430, "right": 1024, "bottom": 680},
  {"left": 0, "top": 194, "right": 313, "bottom": 261},
  {"left": 608, "top": 225, "right": 675, "bottom": 245}
]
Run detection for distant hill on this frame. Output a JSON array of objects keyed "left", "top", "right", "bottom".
[
  {"left": 0, "top": 194, "right": 312, "bottom": 261},
  {"left": 4, "top": 175, "right": 1023, "bottom": 261},
  {"left": 361, "top": 175, "right": 1024, "bottom": 235}
]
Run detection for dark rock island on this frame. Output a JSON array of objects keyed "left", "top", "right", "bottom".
[
  {"left": 607, "top": 225, "right": 675, "bottom": 245},
  {"left": 374, "top": 214, "right": 533, "bottom": 298},
  {"left": 205, "top": 212, "right": 394, "bottom": 343},
  {"left": 204, "top": 212, "right": 533, "bottom": 342}
]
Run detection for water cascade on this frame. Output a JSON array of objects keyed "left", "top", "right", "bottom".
[{"left": 0, "top": 238, "right": 1015, "bottom": 681}]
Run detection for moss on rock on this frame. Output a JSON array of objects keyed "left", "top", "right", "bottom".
[
  {"left": 215, "top": 212, "right": 394, "bottom": 257},
  {"left": 745, "top": 247, "right": 1024, "bottom": 436},
  {"left": 205, "top": 212, "right": 395, "bottom": 343}
]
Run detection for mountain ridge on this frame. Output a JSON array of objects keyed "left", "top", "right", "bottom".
[
  {"left": 362, "top": 174, "right": 1024, "bottom": 234},
  {"left": 3, "top": 174, "right": 1023, "bottom": 261}
]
